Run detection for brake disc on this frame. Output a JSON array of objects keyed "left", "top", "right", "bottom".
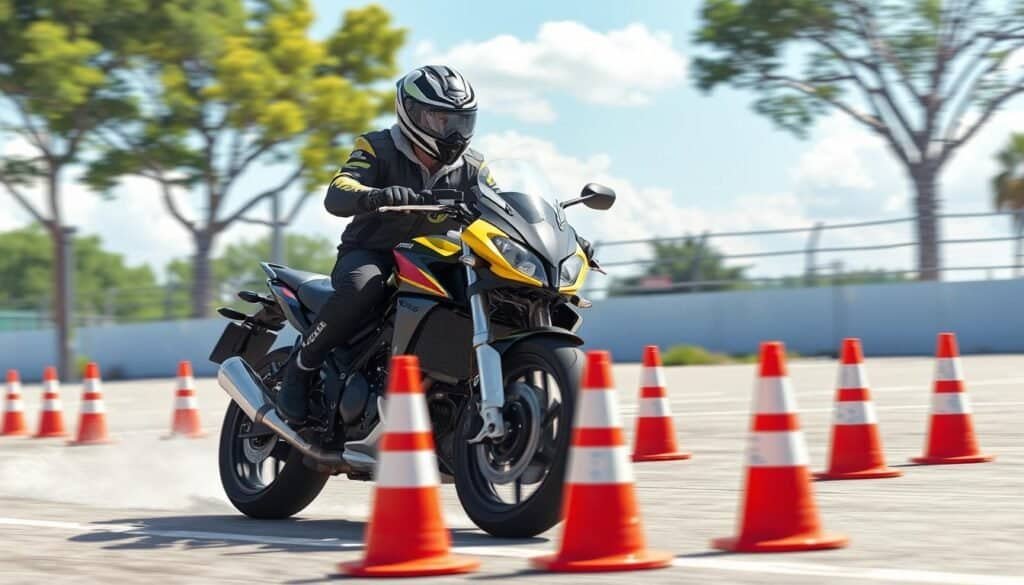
[
  {"left": 473, "top": 381, "right": 542, "bottom": 485},
  {"left": 241, "top": 422, "right": 276, "bottom": 464}
]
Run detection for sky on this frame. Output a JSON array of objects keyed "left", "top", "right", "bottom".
[{"left": 3, "top": 0, "right": 1023, "bottom": 284}]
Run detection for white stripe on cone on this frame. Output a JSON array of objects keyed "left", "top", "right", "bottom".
[
  {"left": 4, "top": 399, "right": 24, "bottom": 412},
  {"left": 833, "top": 401, "right": 878, "bottom": 425},
  {"left": 174, "top": 396, "right": 199, "bottom": 410},
  {"left": 747, "top": 431, "right": 810, "bottom": 467},
  {"left": 838, "top": 364, "right": 869, "bottom": 389},
  {"left": 640, "top": 366, "right": 666, "bottom": 389},
  {"left": 79, "top": 400, "right": 106, "bottom": 414},
  {"left": 177, "top": 376, "right": 195, "bottom": 390},
  {"left": 374, "top": 449, "right": 440, "bottom": 487},
  {"left": 932, "top": 393, "right": 972, "bottom": 415},
  {"left": 383, "top": 394, "right": 431, "bottom": 433},
  {"left": 753, "top": 377, "right": 799, "bottom": 414},
  {"left": 575, "top": 389, "right": 622, "bottom": 428},
  {"left": 7, "top": 381, "right": 21, "bottom": 395},
  {"left": 935, "top": 358, "right": 963, "bottom": 381},
  {"left": 637, "top": 396, "right": 672, "bottom": 418},
  {"left": 567, "top": 445, "right": 634, "bottom": 484},
  {"left": 43, "top": 380, "right": 59, "bottom": 393},
  {"left": 83, "top": 378, "right": 102, "bottom": 393},
  {"left": 42, "top": 398, "right": 62, "bottom": 411}
]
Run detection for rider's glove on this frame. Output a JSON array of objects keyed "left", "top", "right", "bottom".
[
  {"left": 576, "top": 235, "right": 595, "bottom": 260},
  {"left": 365, "top": 186, "right": 421, "bottom": 210}
]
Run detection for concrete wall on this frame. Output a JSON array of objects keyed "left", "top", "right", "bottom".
[{"left": 1, "top": 278, "right": 1020, "bottom": 379}]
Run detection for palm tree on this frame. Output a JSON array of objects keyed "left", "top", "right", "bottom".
[{"left": 993, "top": 134, "right": 1024, "bottom": 277}]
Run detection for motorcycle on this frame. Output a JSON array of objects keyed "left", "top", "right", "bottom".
[{"left": 210, "top": 161, "right": 615, "bottom": 537}]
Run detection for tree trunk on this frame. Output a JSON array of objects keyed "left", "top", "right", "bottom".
[
  {"left": 911, "top": 163, "right": 942, "bottom": 281},
  {"left": 191, "top": 231, "right": 217, "bottom": 318},
  {"left": 47, "top": 174, "right": 75, "bottom": 380}
]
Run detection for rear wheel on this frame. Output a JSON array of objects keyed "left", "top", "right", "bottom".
[
  {"left": 218, "top": 348, "right": 330, "bottom": 518},
  {"left": 453, "top": 337, "right": 582, "bottom": 537}
]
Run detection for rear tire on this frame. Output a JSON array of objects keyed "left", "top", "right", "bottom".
[
  {"left": 453, "top": 337, "right": 582, "bottom": 537},
  {"left": 218, "top": 349, "right": 330, "bottom": 519}
]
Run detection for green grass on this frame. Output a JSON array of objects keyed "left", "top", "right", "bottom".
[{"left": 661, "top": 344, "right": 799, "bottom": 366}]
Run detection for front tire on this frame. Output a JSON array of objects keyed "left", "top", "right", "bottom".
[
  {"left": 218, "top": 349, "right": 330, "bottom": 519},
  {"left": 453, "top": 337, "right": 582, "bottom": 537}
]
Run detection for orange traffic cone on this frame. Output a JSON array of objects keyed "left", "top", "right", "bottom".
[
  {"left": 340, "top": 355, "right": 479, "bottom": 577},
  {"left": 2, "top": 369, "right": 29, "bottom": 436},
  {"left": 712, "top": 342, "right": 847, "bottom": 552},
  {"left": 69, "top": 362, "right": 113, "bottom": 445},
  {"left": 532, "top": 351, "right": 672, "bottom": 573},
  {"left": 168, "top": 361, "right": 205, "bottom": 438},
  {"left": 632, "top": 345, "right": 691, "bottom": 462},
  {"left": 911, "top": 333, "right": 994, "bottom": 465},
  {"left": 815, "top": 339, "right": 901, "bottom": 480},
  {"left": 34, "top": 366, "right": 68, "bottom": 438}
]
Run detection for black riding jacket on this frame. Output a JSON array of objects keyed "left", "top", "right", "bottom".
[{"left": 325, "top": 125, "right": 492, "bottom": 251}]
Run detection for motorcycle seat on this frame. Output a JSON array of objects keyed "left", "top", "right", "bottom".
[
  {"left": 271, "top": 264, "right": 328, "bottom": 290},
  {"left": 297, "top": 278, "right": 334, "bottom": 313}
]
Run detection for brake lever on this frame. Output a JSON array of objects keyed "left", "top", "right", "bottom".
[{"left": 588, "top": 258, "right": 607, "bottom": 275}]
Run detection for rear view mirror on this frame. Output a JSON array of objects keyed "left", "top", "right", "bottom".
[
  {"left": 580, "top": 183, "right": 616, "bottom": 210},
  {"left": 559, "top": 182, "right": 616, "bottom": 210}
]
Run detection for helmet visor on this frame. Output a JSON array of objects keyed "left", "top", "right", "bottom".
[{"left": 405, "top": 99, "right": 476, "bottom": 141}]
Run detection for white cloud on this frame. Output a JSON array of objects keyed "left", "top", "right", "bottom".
[{"left": 416, "top": 21, "right": 687, "bottom": 123}]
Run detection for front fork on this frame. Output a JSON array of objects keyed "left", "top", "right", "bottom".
[{"left": 462, "top": 239, "right": 508, "bottom": 443}]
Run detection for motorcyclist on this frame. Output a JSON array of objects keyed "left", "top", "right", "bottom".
[{"left": 277, "top": 65, "right": 593, "bottom": 423}]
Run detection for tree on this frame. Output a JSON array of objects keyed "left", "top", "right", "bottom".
[
  {"left": 164, "top": 233, "right": 338, "bottom": 317},
  {"left": 993, "top": 132, "right": 1024, "bottom": 274},
  {"left": 694, "top": 0, "right": 1024, "bottom": 280},
  {"left": 609, "top": 237, "right": 747, "bottom": 295},
  {"left": 0, "top": 225, "right": 159, "bottom": 321},
  {"left": 0, "top": 0, "right": 151, "bottom": 376},
  {"left": 86, "top": 0, "right": 404, "bottom": 317}
]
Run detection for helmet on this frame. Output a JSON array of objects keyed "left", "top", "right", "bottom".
[{"left": 396, "top": 65, "right": 477, "bottom": 166}]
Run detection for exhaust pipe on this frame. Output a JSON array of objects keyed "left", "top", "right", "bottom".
[{"left": 217, "top": 357, "right": 348, "bottom": 468}]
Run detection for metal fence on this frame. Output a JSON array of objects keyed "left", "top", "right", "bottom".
[{"left": 2, "top": 210, "right": 1022, "bottom": 328}]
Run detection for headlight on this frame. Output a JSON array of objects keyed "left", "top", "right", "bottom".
[
  {"left": 559, "top": 254, "right": 584, "bottom": 287},
  {"left": 490, "top": 236, "right": 548, "bottom": 286}
]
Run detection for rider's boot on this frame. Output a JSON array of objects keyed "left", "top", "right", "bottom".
[{"left": 277, "top": 354, "right": 316, "bottom": 424}]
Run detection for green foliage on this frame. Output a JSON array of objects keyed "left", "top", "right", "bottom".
[
  {"left": 610, "top": 237, "right": 747, "bottom": 296},
  {"left": 993, "top": 133, "right": 1024, "bottom": 227},
  {"left": 661, "top": 344, "right": 734, "bottom": 366},
  {"left": 0, "top": 225, "right": 159, "bottom": 320}
]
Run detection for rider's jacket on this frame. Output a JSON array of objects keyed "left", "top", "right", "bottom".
[{"left": 326, "top": 125, "right": 493, "bottom": 251}]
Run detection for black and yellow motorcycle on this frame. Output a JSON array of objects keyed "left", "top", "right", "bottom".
[{"left": 211, "top": 164, "right": 615, "bottom": 537}]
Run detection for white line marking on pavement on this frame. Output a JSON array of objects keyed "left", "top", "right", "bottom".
[
  {"left": 0, "top": 516, "right": 1021, "bottom": 584},
  {"left": 680, "top": 400, "right": 1024, "bottom": 418}
]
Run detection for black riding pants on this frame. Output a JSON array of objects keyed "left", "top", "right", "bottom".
[{"left": 296, "top": 247, "right": 394, "bottom": 369}]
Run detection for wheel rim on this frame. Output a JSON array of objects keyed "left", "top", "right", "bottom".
[
  {"left": 227, "top": 355, "right": 291, "bottom": 495},
  {"left": 470, "top": 364, "right": 566, "bottom": 507}
]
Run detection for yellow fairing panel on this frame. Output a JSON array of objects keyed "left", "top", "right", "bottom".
[
  {"left": 461, "top": 219, "right": 544, "bottom": 287},
  {"left": 413, "top": 236, "right": 461, "bottom": 257},
  {"left": 558, "top": 244, "right": 589, "bottom": 295}
]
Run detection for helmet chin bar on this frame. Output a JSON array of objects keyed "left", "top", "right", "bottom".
[{"left": 435, "top": 140, "right": 468, "bottom": 166}]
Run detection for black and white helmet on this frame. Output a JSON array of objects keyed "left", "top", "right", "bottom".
[{"left": 396, "top": 65, "right": 477, "bottom": 166}]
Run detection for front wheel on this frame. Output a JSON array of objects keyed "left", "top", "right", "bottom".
[
  {"left": 453, "top": 337, "right": 583, "bottom": 537},
  {"left": 218, "top": 348, "right": 330, "bottom": 519}
]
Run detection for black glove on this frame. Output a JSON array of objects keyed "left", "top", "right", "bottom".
[
  {"left": 365, "top": 186, "right": 421, "bottom": 210},
  {"left": 576, "top": 235, "right": 594, "bottom": 260}
]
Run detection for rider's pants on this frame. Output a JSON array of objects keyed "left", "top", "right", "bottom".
[{"left": 296, "top": 247, "right": 394, "bottom": 370}]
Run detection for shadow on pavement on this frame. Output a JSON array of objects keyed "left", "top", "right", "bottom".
[{"left": 67, "top": 514, "right": 546, "bottom": 554}]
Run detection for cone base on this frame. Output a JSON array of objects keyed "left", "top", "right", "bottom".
[
  {"left": 814, "top": 467, "right": 903, "bottom": 481},
  {"left": 911, "top": 453, "right": 994, "bottom": 465},
  {"left": 711, "top": 532, "right": 848, "bottom": 553},
  {"left": 1, "top": 429, "right": 29, "bottom": 437},
  {"left": 632, "top": 451, "right": 692, "bottom": 463},
  {"left": 340, "top": 553, "right": 479, "bottom": 577},
  {"left": 163, "top": 430, "right": 207, "bottom": 440},
  {"left": 68, "top": 437, "right": 116, "bottom": 446},
  {"left": 530, "top": 549, "right": 673, "bottom": 573},
  {"left": 33, "top": 431, "right": 69, "bottom": 439}
]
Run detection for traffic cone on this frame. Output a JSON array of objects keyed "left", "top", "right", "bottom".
[
  {"left": 815, "top": 339, "right": 901, "bottom": 480},
  {"left": 532, "top": 351, "right": 672, "bottom": 573},
  {"left": 167, "top": 361, "right": 205, "bottom": 438},
  {"left": 34, "top": 366, "right": 68, "bottom": 438},
  {"left": 911, "top": 333, "right": 994, "bottom": 465},
  {"left": 340, "top": 355, "right": 479, "bottom": 577},
  {"left": 69, "top": 362, "right": 113, "bottom": 445},
  {"left": 2, "top": 369, "right": 29, "bottom": 436},
  {"left": 712, "top": 342, "right": 847, "bottom": 553},
  {"left": 632, "top": 345, "right": 691, "bottom": 462}
]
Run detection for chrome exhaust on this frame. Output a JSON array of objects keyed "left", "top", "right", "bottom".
[{"left": 217, "top": 356, "right": 348, "bottom": 468}]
